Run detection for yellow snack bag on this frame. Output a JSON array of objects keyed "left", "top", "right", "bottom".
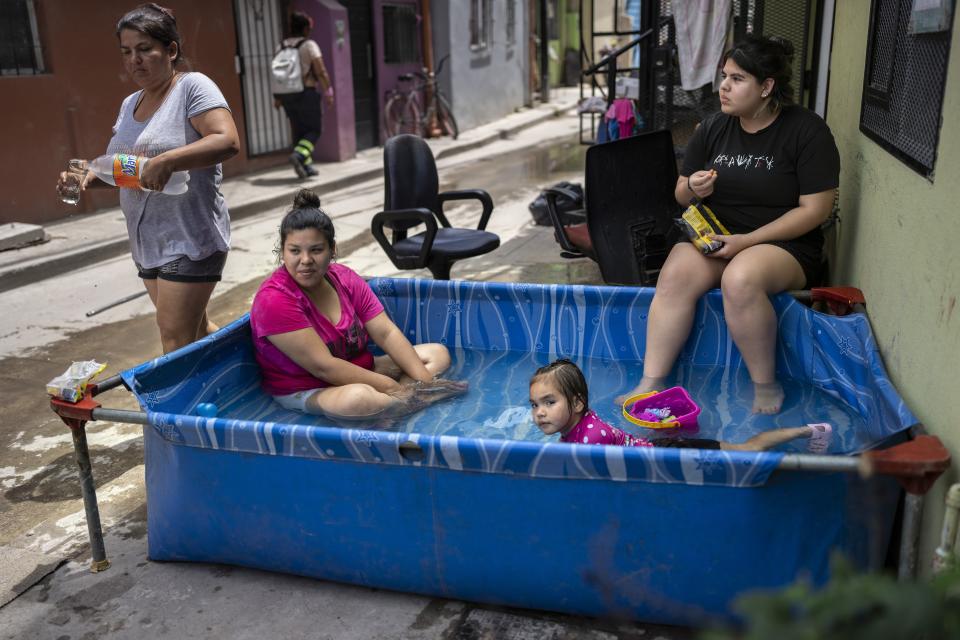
[{"left": 676, "top": 200, "right": 730, "bottom": 254}]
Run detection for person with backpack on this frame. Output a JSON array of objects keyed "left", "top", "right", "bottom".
[{"left": 271, "top": 11, "right": 333, "bottom": 179}]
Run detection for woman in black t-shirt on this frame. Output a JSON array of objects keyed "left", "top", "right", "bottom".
[{"left": 621, "top": 35, "right": 840, "bottom": 414}]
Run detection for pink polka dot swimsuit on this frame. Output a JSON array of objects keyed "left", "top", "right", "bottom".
[{"left": 560, "top": 410, "right": 653, "bottom": 447}]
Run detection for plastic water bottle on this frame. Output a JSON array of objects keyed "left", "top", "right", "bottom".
[{"left": 89, "top": 153, "right": 189, "bottom": 195}]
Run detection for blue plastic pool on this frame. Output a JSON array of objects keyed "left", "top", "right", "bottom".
[{"left": 121, "top": 279, "right": 914, "bottom": 625}]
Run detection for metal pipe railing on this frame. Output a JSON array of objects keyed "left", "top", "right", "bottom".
[
  {"left": 92, "top": 408, "right": 151, "bottom": 425},
  {"left": 778, "top": 453, "right": 869, "bottom": 474},
  {"left": 70, "top": 424, "right": 109, "bottom": 572},
  {"left": 582, "top": 30, "right": 654, "bottom": 114},
  {"left": 899, "top": 493, "right": 925, "bottom": 580},
  {"left": 582, "top": 31, "right": 653, "bottom": 77}
]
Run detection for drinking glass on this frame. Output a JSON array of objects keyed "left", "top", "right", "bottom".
[{"left": 60, "top": 159, "right": 88, "bottom": 205}]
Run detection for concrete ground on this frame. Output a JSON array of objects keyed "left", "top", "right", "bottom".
[{"left": 0, "top": 90, "right": 703, "bottom": 639}]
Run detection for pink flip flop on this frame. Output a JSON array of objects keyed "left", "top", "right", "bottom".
[{"left": 807, "top": 422, "right": 833, "bottom": 454}]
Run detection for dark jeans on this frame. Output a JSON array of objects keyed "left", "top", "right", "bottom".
[{"left": 278, "top": 90, "right": 323, "bottom": 145}]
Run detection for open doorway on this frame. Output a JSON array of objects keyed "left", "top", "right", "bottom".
[{"left": 340, "top": 0, "right": 379, "bottom": 150}]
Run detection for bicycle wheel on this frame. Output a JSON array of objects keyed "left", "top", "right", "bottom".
[
  {"left": 435, "top": 93, "right": 459, "bottom": 140},
  {"left": 384, "top": 93, "right": 422, "bottom": 138},
  {"left": 383, "top": 93, "right": 404, "bottom": 137}
]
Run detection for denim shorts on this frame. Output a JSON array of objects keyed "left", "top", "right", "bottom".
[{"left": 136, "top": 251, "right": 228, "bottom": 283}]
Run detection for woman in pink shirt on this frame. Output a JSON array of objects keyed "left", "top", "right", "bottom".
[{"left": 250, "top": 189, "right": 466, "bottom": 419}]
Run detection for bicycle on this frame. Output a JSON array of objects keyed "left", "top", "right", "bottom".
[{"left": 383, "top": 55, "right": 459, "bottom": 140}]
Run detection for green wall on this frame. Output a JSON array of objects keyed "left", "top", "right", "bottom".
[
  {"left": 827, "top": 0, "right": 960, "bottom": 575},
  {"left": 548, "top": 1, "right": 580, "bottom": 86}
]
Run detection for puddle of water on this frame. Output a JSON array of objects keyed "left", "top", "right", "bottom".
[{"left": 440, "top": 137, "right": 587, "bottom": 203}]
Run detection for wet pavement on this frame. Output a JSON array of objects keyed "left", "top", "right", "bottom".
[{"left": 0, "top": 108, "right": 700, "bottom": 639}]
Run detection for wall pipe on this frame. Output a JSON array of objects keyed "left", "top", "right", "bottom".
[{"left": 933, "top": 483, "right": 960, "bottom": 573}]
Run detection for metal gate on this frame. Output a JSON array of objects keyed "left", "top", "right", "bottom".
[
  {"left": 578, "top": 0, "right": 817, "bottom": 146},
  {"left": 649, "top": 0, "right": 816, "bottom": 137},
  {"left": 733, "top": 0, "right": 815, "bottom": 107},
  {"left": 234, "top": 0, "right": 291, "bottom": 156}
]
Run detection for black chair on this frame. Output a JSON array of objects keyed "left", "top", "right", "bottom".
[
  {"left": 544, "top": 130, "right": 681, "bottom": 285},
  {"left": 371, "top": 135, "right": 499, "bottom": 280},
  {"left": 541, "top": 185, "right": 591, "bottom": 259}
]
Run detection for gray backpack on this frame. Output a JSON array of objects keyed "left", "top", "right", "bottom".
[{"left": 270, "top": 38, "right": 307, "bottom": 95}]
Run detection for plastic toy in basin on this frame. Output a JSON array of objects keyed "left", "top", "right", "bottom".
[{"left": 622, "top": 386, "right": 701, "bottom": 429}]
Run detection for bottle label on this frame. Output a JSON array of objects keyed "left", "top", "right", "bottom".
[{"left": 112, "top": 154, "right": 141, "bottom": 189}]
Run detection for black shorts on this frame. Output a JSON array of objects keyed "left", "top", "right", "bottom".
[
  {"left": 651, "top": 437, "right": 722, "bottom": 450},
  {"left": 764, "top": 239, "right": 823, "bottom": 288},
  {"left": 136, "top": 251, "right": 227, "bottom": 283}
]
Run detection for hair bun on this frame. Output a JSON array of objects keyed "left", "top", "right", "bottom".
[
  {"left": 768, "top": 35, "right": 795, "bottom": 58},
  {"left": 293, "top": 188, "right": 321, "bottom": 210},
  {"left": 146, "top": 3, "right": 176, "bottom": 20}
]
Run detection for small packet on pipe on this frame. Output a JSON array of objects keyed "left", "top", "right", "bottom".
[{"left": 46, "top": 360, "right": 107, "bottom": 403}]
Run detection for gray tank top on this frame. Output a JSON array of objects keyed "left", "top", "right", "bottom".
[{"left": 107, "top": 72, "right": 231, "bottom": 268}]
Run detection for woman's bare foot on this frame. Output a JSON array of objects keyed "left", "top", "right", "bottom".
[
  {"left": 752, "top": 381, "right": 784, "bottom": 414},
  {"left": 614, "top": 376, "right": 669, "bottom": 406},
  {"left": 417, "top": 378, "right": 469, "bottom": 396}
]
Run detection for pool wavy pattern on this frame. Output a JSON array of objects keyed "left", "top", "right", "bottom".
[
  {"left": 121, "top": 279, "right": 915, "bottom": 489},
  {"left": 373, "top": 279, "right": 916, "bottom": 443},
  {"left": 146, "top": 410, "right": 782, "bottom": 487}
]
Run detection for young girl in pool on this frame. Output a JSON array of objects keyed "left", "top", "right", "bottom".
[{"left": 530, "top": 359, "right": 832, "bottom": 452}]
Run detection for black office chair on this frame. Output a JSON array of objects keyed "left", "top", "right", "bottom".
[
  {"left": 371, "top": 135, "right": 499, "bottom": 280},
  {"left": 541, "top": 185, "right": 591, "bottom": 259},
  {"left": 544, "top": 130, "right": 681, "bottom": 285}
]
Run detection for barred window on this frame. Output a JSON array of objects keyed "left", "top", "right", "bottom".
[
  {"left": 860, "top": 0, "right": 954, "bottom": 179},
  {"left": 470, "top": 0, "right": 492, "bottom": 50},
  {"left": 506, "top": 0, "right": 516, "bottom": 45},
  {"left": 0, "top": 0, "right": 44, "bottom": 75},
  {"left": 383, "top": 4, "right": 419, "bottom": 64}
]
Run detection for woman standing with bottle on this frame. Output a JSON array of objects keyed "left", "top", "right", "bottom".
[{"left": 56, "top": 3, "right": 240, "bottom": 354}]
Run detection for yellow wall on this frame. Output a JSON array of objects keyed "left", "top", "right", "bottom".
[{"left": 827, "top": 0, "right": 960, "bottom": 574}]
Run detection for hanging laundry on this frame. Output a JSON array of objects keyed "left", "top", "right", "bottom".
[
  {"left": 610, "top": 99, "right": 637, "bottom": 137},
  {"left": 598, "top": 98, "right": 642, "bottom": 142},
  {"left": 577, "top": 95, "right": 608, "bottom": 114},
  {"left": 673, "top": 0, "right": 733, "bottom": 91}
]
